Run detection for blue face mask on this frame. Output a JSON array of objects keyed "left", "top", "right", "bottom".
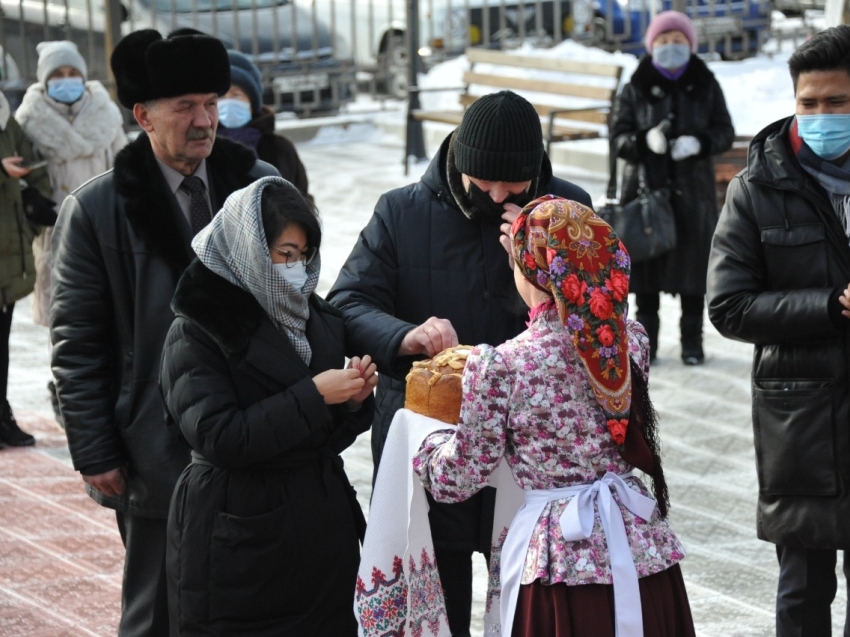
[
  {"left": 47, "top": 77, "right": 85, "bottom": 104},
  {"left": 273, "top": 261, "right": 309, "bottom": 294},
  {"left": 218, "top": 98, "right": 253, "bottom": 129},
  {"left": 796, "top": 114, "right": 850, "bottom": 161},
  {"left": 652, "top": 43, "right": 691, "bottom": 71}
]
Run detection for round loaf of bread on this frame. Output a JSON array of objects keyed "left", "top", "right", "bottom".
[{"left": 404, "top": 346, "right": 473, "bottom": 424}]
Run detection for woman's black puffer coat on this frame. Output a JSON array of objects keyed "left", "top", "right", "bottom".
[{"left": 160, "top": 259, "right": 373, "bottom": 636}]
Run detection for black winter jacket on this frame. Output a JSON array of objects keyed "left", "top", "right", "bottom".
[
  {"left": 327, "top": 132, "right": 591, "bottom": 551},
  {"left": 161, "top": 260, "right": 372, "bottom": 636},
  {"left": 707, "top": 116, "right": 850, "bottom": 548},
  {"left": 610, "top": 55, "right": 734, "bottom": 296},
  {"left": 50, "top": 133, "right": 278, "bottom": 517}
]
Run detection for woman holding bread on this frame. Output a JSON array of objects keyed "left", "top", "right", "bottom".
[
  {"left": 159, "top": 177, "right": 377, "bottom": 636},
  {"left": 413, "top": 196, "right": 695, "bottom": 636}
]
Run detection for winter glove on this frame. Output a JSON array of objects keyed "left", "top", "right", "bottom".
[
  {"left": 670, "top": 135, "right": 701, "bottom": 161},
  {"left": 645, "top": 122, "right": 669, "bottom": 154}
]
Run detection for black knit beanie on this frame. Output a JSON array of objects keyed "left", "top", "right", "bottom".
[
  {"left": 453, "top": 91, "right": 543, "bottom": 182},
  {"left": 228, "top": 49, "right": 263, "bottom": 116}
]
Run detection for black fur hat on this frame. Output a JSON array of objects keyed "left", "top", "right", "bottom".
[{"left": 111, "top": 29, "right": 230, "bottom": 108}]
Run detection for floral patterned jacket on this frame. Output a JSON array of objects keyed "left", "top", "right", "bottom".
[{"left": 413, "top": 310, "right": 685, "bottom": 586}]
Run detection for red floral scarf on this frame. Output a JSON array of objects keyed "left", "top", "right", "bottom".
[{"left": 512, "top": 195, "right": 632, "bottom": 445}]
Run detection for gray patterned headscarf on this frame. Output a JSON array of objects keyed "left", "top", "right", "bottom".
[{"left": 192, "top": 176, "right": 321, "bottom": 364}]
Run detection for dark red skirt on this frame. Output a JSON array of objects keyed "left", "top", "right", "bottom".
[{"left": 512, "top": 564, "right": 696, "bottom": 637}]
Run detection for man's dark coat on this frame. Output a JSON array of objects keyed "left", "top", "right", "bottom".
[
  {"left": 50, "top": 133, "right": 277, "bottom": 517},
  {"left": 327, "top": 133, "right": 592, "bottom": 552},
  {"left": 708, "top": 116, "right": 850, "bottom": 548}
]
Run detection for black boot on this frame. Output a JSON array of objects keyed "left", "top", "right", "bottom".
[
  {"left": 680, "top": 315, "right": 705, "bottom": 365},
  {"left": 0, "top": 401, "right": 35, "bottom": 446},
  {"left": 48, "top": 380, "right": 64, "bottom": 429},
  {"left": 636, "top": 313, "right": 660, "bottom": 362}
]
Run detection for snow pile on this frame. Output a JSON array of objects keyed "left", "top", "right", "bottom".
[{"left": 708, "top": 52, "right": 795, "bottom": 136}]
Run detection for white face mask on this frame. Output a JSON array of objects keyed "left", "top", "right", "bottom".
[
  {"left": 273, "top": 261, "right": 309, "bottom": 293},
  {"left": 652, "top": 43, "right": 691, "bottom": 70}
]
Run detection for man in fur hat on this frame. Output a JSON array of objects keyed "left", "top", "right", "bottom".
[
  {"left": 49, "top": 29, "right": 278, "bottom": 636},
  {"left": 327, "top": 90, "right": 592, "bottom": 637}
]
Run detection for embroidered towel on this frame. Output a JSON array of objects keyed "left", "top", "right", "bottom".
[{"left": 355, "top": 408, "right": 525, "bottom": 637}]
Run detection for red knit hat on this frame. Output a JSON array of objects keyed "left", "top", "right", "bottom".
[{"left": 644, "top": 11, "right": 697, "bottom": 53}]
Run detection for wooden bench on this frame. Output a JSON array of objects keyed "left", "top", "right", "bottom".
[
  {"left": 714, "top": 136, "right": 752, "bottom": 210},
  {"left": 411, "top": 47, "right": 624, "bottom": 155}
]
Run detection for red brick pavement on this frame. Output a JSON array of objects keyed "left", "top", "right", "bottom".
[{"left": 0, "top": 412, "right": 122, "bottom": 637}]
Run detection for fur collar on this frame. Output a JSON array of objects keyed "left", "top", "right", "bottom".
[
  {"left": 627, "top": 55, "right": 715, "bottom": 103},
  {"left": 172, "top": 258, "right": 341, "bottom": 355},
  {"left": 172, "top": 258, "right": 264, "bottom": 353},
  {"left": 15, "top": 81, "right": 122, "bottom": 161},
  {"left": 113, "top": 133, "right": 258, "bottom": 276}
]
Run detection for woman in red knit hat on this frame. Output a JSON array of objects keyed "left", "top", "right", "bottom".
[{"left": 609, "top": 10, "right": 734, "bottom": 366}]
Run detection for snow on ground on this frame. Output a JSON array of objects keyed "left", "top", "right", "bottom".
[{"left": 413, "top": 12, "right": 828, "bottom": 139}]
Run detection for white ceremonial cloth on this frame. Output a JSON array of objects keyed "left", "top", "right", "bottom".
[{"left": 354, "top": 410, "right": 454, "bottom": 637}]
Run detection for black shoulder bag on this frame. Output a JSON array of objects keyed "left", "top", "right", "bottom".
[
  {"left": 598, "top": 145, "right": 677, "bottom": 265},
  {"left": 21, "top": 187, "right": 58, "bottom": 226}
]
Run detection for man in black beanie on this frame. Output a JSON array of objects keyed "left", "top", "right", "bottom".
[
  {"left": 50, "top": 29, "right": 277, "bottom": 636},
  {"left": 328, "top": 90, "right": 591, "bottom": 637}
]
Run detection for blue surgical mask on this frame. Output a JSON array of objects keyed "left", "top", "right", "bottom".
[
  {"left": 796, "top": 114, "right": 850, "bottom": 161},
  {"left": 218, "top": 98, "right": 253, "bottom": 129},
  {"left": 652, "top": 43, "right": 691, "bottom": 71},
  {"left": 273, "top": 261, "right": 309, "bottom": 293},
  {"left": 47, "top": 77, "right": 85, "bottom": 104}
]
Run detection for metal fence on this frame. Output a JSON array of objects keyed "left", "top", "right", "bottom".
[{"left": 0, "top": 0, "right": 822, "bottom": 116}]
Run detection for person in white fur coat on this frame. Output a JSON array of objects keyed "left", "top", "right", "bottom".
[
  {"left": 15, "top": 40, "right": 127, "bottom": 421},
  {"left": 15, "top": 40, "right": 127, "bottom": 327}
]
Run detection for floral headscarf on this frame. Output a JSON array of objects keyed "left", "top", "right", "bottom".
[{"left": 512, "top": 195, "right": 632, "bottom": 446}]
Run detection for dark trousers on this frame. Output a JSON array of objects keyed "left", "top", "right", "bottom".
[
  {"left": 116, "top": 512, "right": 171, "bottom": 637},
  {"left": 433, "top": 546, "right": 490, "bottom": 637},
  {"left": 776, "top": 545, "right": 850, "bottom": 637},
  {"left": 0, "top": 303, "right": 14, "bottom": 402},
  {"left": 634, "top": 293, "right": 704, "bottom": 319}
]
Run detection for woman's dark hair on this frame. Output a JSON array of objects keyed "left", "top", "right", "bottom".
[
  {"left": 261, "top": 183, "right": 321, "bottom": 251},
  {"left": 789, "top": 25, "right": 850, "bottom": 91}
]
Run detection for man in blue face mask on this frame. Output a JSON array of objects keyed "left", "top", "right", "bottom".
[{"left": 708, "top": 25, "right": 850, "bottom": 637}]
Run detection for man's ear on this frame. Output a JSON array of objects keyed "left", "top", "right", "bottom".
[{"left": 133, "top": 102, "right": 154, "bottom": 133}]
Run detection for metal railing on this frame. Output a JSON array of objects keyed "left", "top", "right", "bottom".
[{"left": 0, "top": 0, "right": 823, "bottom": 116}]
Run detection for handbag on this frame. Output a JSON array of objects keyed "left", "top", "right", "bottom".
[
  {"left": 598, "top": 148, "right": 677, "bottom": 265},
  {"left": 21, "top": 186, "right": 58, "bottom": 226}
]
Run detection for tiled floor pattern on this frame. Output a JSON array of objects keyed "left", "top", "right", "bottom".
[{"left": 0, "top": 415, "right": 122, "bottom": 636}]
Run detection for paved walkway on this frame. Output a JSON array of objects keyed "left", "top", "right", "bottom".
[{"left": 0, "top": 125, "right": 845, "bottom": 636}]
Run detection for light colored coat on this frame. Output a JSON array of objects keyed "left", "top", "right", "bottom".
[{"left": 16, "top": 80, "right": 127, "bottom": 325}]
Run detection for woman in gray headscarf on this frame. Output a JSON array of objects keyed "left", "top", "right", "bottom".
[{"left": 160, "top": 176, "right": 377, "bottom": 636}]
